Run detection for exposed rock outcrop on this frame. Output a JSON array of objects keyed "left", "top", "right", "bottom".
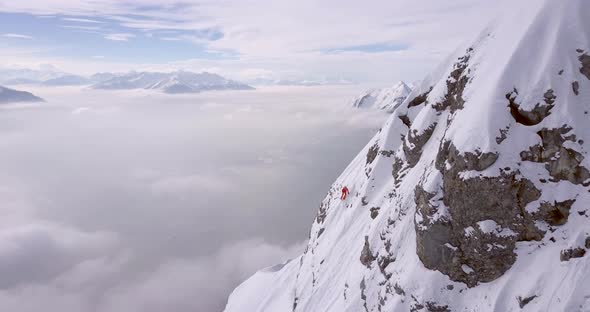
[{"left": 520, "top": 126, "right": 590, "bottom": 185}]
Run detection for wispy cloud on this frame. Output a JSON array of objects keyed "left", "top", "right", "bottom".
[
  {"left": 104, "top": 33, "right": 135, "bottom": 41},
  {"left": 2, "top": 33, "right": 33, "bottom": 40},
  {"left": 61, "top": 17, "right": 104, "bottom": 24},
  {"left": 61, "top": 25, "right": 103, "bottom": 31},
  {"left": 323, "top": 42, "right": 409, "bottom": 54},
  {"left": 0, "top": 0, "right": 510, "bottom": 83}
]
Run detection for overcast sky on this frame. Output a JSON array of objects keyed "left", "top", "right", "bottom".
[{"left": 0, "top": 0, "right": 506, "bottom": 84}]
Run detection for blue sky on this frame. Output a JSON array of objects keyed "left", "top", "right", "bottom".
[
  {"left": 0, "top": 0, "right": 507, "bottom": 84},
  {"left": 0, "top": 12, "right": 229, "bottom": 63}
]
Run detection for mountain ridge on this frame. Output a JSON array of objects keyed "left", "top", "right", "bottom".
[
  {"left": 91, "top": 70, "right": 254, "bottom": 94},
  {"left": 351, "top": 81, "right": 412, "bottom": 112},
  {"left": 224, "top": 0, "right": 590, "bottom": 311},
  {"left": 0, "top": 85, "right": 44, "bottom": 104}
]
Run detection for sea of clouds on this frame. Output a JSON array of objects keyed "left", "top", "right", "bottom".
[{"left": 0, "top": 85, "right": 387, "bottom": 311}]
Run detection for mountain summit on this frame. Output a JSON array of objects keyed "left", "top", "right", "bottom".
[
  {"left": 225, "top": 0, "right": 590, "bottom": 311},
  {"left": 351, "top": 81, "right": 412, "bottom": 112}
]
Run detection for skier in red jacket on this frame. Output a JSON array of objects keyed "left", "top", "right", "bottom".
[{"left": 341, "top": 186, "right": 349, "bottom": 200}]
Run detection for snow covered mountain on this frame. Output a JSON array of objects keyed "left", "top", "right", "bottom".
[
  {"left": 42, "top": 75, "right": 90, "bottom": 86},
  {"left": 0, "top": 85, "right": 44, "bottom": 104},
  {"left": 225, "top": 0, "right": 590, "bottom": 311},
  {"left": 351, "top": 81, "right": 412, "bottom": 112},
  {"left": 0, "top": 66, "right": 67, "bottom": 85},
  {"left": 91, "top": 71, "right": 254, "bottom": 94},
  {"left": 0, "top": 67, "right": 92, "bottom": 86}
]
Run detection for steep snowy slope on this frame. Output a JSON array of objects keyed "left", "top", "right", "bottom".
[
  {"left": 225, "top": 0, "right": 590, "bottom": 311},
  {"left": 351, "top": 82, "right": 412, "bottom": 112},
  {"left": 0, "top": 85, "right": 44, "bottom": 104}
]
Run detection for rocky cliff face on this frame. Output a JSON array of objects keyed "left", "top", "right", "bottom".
[{"left": 225, "top": 0, "right": 590, "bottom": 311}]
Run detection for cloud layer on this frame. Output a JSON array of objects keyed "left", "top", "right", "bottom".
[{"left": 0, "top": 85, "right": 385, "bottom": 311}]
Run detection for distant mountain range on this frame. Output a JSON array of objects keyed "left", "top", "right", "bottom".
[
  {"left": 0, "top": 85, "right": 44, "bottom": 104},
  {"left": 91, "top": 71, "right": 254, "bottom": 94},
  {"left": 0, "top": 68, "right": 254, "bottom": 94}
]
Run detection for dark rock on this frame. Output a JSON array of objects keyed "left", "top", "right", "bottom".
[
  {"left": 517, "top": 295, "right": 537, "bottom": 308},
  {"left": 496, "top": 127, "right": 509, "bottom": 144},
  {"left": 446, "top": 285, "right": 454, "bottom": 290},
  {"left": 361, "top": 196, "right": 369, "bottom": 206},
  {"left": 558, "top": 69, "right": 564, "bottom": 75},
  {"left": 433, "top": 51, "right": 472, "bottom": 112},
  {"left": 360, "top": 236, "right": 375, "bottom": 268},
  {"left": 416, "top": 142, "right": 546, "bottom": 287},
  {"left": 507, "top": 88, "right": 555, "bottom": 126},
  {"left": 586, "top": 237, "right": 590, "bottom": 249},
  {"left": 316, "top": 198, "right": 330, "bottom": 223},
  {"left": 403, "top": 123, "right": 437, "bottom": 167},
  {"left": 367, "top": 142, "right": 380, "bottom": 165},
  {"left": 399, "top": 114, "right": 412, "bottom": 127},
  {"left": 380, "top": 150, "right": 395, "bottom": 157},
  {"left": 573, "top": 81, "right": 580, "bottom": 95},
  {"left": 377, "top": 254, "right": 395, "bottom": 278},
  {"left": 577, "top": 49, "right": 585, "bottom": 53},
  {"left": 392, "top": 157, "right": 405, "bottom": 181},
  {"left": 370, "top": 207, "right": 380, "bottom": 219},
  {"left": 411, "top": 298, "right": 425, "bottom": 312},
  {"left": 360, "top": 278, "right": 369, "bottom": 312},
  {"left": 408, "top": 87, "right": 433, "bottom": 108},
  {"left": 426, "top": 302, "right": 451, "bottom": 312},
  {"left": 534, "top": 200, "right": 575, "bottom": 226},
  {"left": 317, "top": 228, "right": 325, "bottom": 238},
  {"left": 560, "top": 247, "right": 586, "bottom": 261},
  {"left": 520, "top": 126, "right": 590, "bottom": 185},
  {"left": 579, "top": 53, "right": 590, "bottom": 80},
  {"left": 394, "top": 283, "right": 405, "bottom": 296}
]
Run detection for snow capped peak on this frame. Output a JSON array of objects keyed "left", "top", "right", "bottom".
[
  {"left": 225, "top": 0, "right": 590, "bottom": 311},
  {"left": 91, "top": 71, "right": 254, "bottom": 94},
  {"left": 351, "top": 81, "right": 412, "bottom": 112}
]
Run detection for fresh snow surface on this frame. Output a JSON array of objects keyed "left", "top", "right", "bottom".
[
  {"left": 91, "top": 71, "right": 254, "bottom": 94},
  {"left": 225, "top": 0, "right": 590, "bottom": 311},
  {"left": 350, "top": 81, "right": 412, "bottom": 112}
]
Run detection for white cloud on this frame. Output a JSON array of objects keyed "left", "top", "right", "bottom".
[
  {"left": 0, "top": 222, "right": 118, "bottom": 289},
  {"left": 2, "top": 33, "right": 33, "bottom": 40},
  {"left": 61, "top": 17, "right": 104, "bottom": 23},
  {"left": 0, "top": 85, "right": 383, "bottom": 311},
  {"left": 0, "top": 0, "right": 511, "bottom": 83},
  {"left": 101, "top": 239, "right": 305, "bottom": 312},
  {"left": 150, "top": 173, "right": 236, "bottom": 195},
  {"left": 104, "top": 33, "right": 135, "bottom": 41}
]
